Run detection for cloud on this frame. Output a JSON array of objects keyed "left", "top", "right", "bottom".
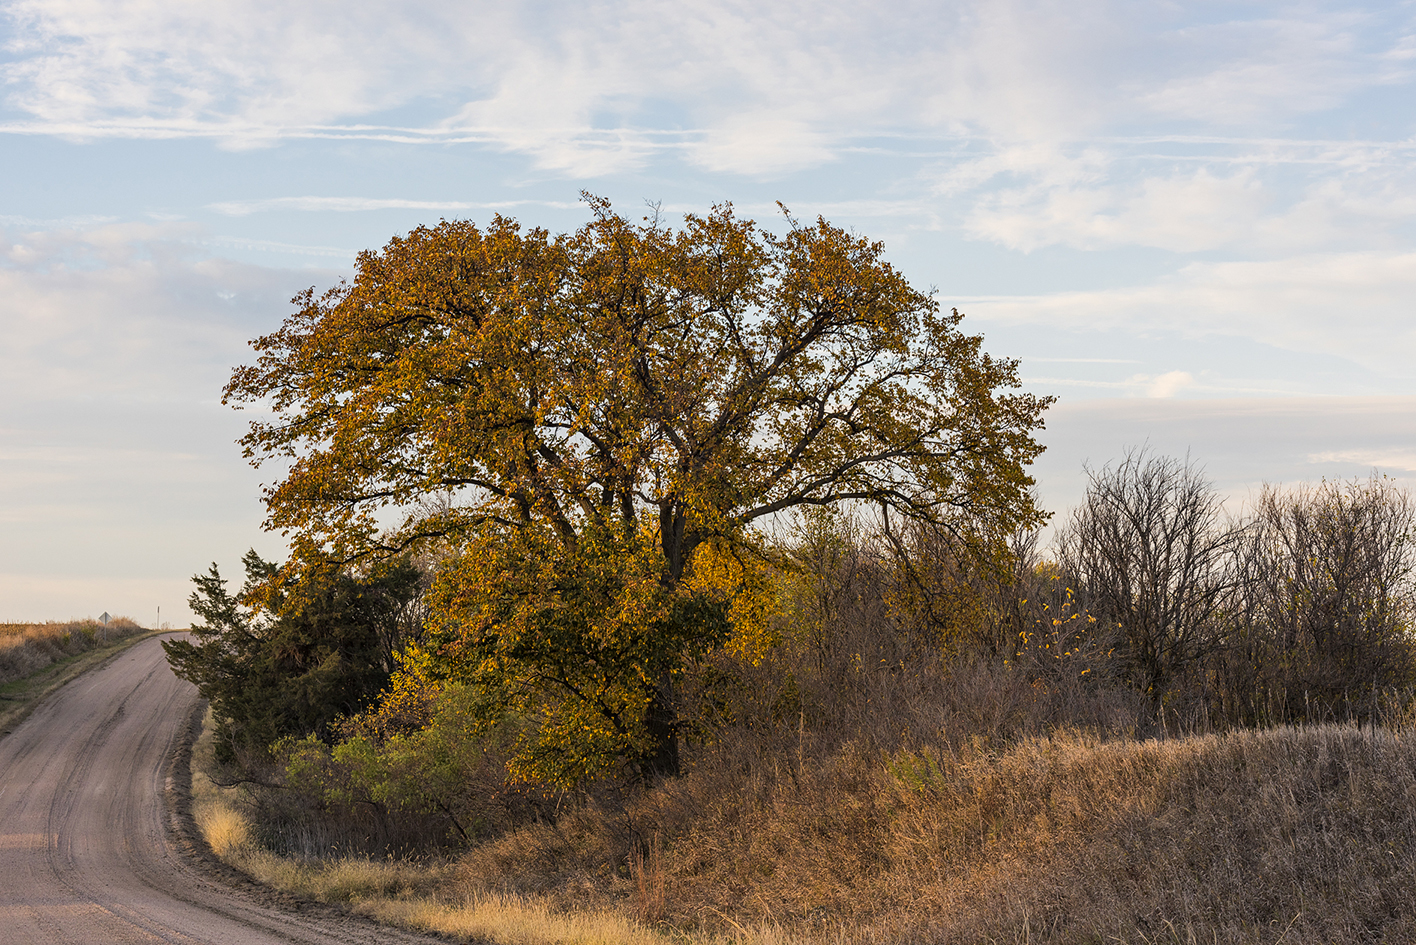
[
  {"left": 206, "top": 196, "right": 581, "bottom": 216},
  {"left": 202, "top": 237, "right": 361, "bottom": 259},
  {"left": 1308, "top": 449, "right": 1416, "bottom": 472},
  {"left": 1024, "top": 357, "right": 1141, "bottom": 364},
  {"left": 959, "top": 154, "right": 1416, "bottom": 254},
  {"left": 3, "top": 0, "right": 1413, "bottom": 282},
  {"left": 958, "top": 249, "right": 1416, "bottom": 382},
  {"left": 0, "top": 223, "right": 307, "bottom": 620},
  {"left": 5, "top": 0, "right": 1410, "bottom": 178},
  {"left": 1032, "top": 395, "right": 1416, "bottom": 523},
  {"left": 1138, "top": 370, "right": 1194, "bottom": 399},
  {"left": 1, "top": 0, "right": 465, "bottom": 134},
  {"left": 0, "top": 222, "right": 322, "bottom": 400},
  {"left": 1137, "top": 12, "right": 1413, "bottom": 125},
  {"left": 965, "top": 166, "right": 1270, "bottom": 252},
  {"left": 686, "top": 117, "right": 835, "bottom": 176}
]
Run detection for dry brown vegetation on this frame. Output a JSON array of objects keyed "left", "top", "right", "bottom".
[
  {"left": 198, "top": 711, "right": 1416, "bottom": 944},
  {"left": 194, "top": 552, "right": 1416, "bottom": 944},
  {"left": 190, "top": 466, "right": 1416, "bottom": 944},
  {"left": 466, "top": 722, "right": 1416, "bottom": 944},
  {"left": 0, "top": 617, "right": 146, "bottom": 685}
]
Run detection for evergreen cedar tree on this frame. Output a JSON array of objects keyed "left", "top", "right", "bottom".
[
  {"left": 222, "top": 197, "right": 1054, "bottom": 783},
  {"left": 163, "top": 550, "right": 421, "bottom": 758}
]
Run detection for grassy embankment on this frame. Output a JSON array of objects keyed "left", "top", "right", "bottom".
[
  {"left": 191, "top": 710, "right": 1416, "bottom": 945},
  {"left": 0, "top": 618, "right": 158, "bottom": 735},
  {"left": 190, "top": 707, "right": 680, "bottom": 945}
]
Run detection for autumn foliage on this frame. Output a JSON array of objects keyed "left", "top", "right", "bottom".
[{"left": 221, "top": 196, "right": 1052, "bottom": 780}]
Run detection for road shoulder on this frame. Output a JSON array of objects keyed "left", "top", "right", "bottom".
[{"left": 161, "top": 700, "right": 459, "bottom": 942}]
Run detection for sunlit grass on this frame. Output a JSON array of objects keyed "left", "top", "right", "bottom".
[
  {"left": 363, "top": 893, "right": 688, "bottom": 945},
  {"left": 188, "top": 708, "right": 700, "bottom": 944},
  {"left": 195, "top": 799, "right": 252, "bottom": 858},
  {"left": 0, "top": 617, "right": 145, "bottom": 685},
  {"left": 189, "top": 704, "right": 1416, "bottom": 943},
  {"left": 187, "top": 706, "right": 836, "bottom": 945}
]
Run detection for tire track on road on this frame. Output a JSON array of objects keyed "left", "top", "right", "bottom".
[{"left": 0, "top": 635, "right": 451, "bottom": 945}]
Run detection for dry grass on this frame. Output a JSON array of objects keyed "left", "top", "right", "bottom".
[
  {"left": 0, "top": 617, "right": 146, "bottom": 685},
  {"left": 449, "top": 722, "right": 1416, "bottom": 945},
  {"left": 1, "top": 618, "right": 158, "bottom": 737},
  {"left": 180, "top": 514, "right": 1416, "bottom": 942},
  {"left": 184, "top": 529, "right": 1416, "bottom": 944},
  {"left": 362, "top": 893, "right": 690, "bottom": 945},
  {"left": 189, "top": 708, "right": 749, "bottom": 945},
  {"left": 195, "top": 695, "right": 1416, "bottom": 944}
]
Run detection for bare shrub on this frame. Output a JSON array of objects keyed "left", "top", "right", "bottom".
[
  {"left": 1057, "top": 451, "right": 1238, "bottom": 704},
  {"left": 1217, "top": 477, "right": 1416, "bottom": 726},
  {"left": 209, "top": 478, "right": 1416, "bottom": 944}
]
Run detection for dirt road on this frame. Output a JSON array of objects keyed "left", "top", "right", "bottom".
[{"left": 0, "top": 634, "right": 444, "bottom": 944}]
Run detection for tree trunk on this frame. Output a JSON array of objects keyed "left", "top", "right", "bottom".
[{"left": 639, "top": 675, "right": 680, "bottom": 780}]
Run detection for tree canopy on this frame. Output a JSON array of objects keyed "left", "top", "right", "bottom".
[{"left": 225, "top": 196, "right": 1053, "bottom": 780}]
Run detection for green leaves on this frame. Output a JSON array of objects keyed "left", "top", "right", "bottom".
[{"left": 164, "top": 551, "right": 421, "bottom": 758}]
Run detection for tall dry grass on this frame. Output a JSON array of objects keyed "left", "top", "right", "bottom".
[
  {"left": 206, "top": 711, "right": 1416, "bottom": 943},
  {"left": 451, "top": 721, "right": 1416, "bottom": 944},
  {"left": 189, "top": 709, "right": 735, "bottom": 944},
  {"left": 0, "top": 618, "right": 145, "bottom": 685},
  {"left": 438, "top": 549, "right": 1416, "bottom": 945}
]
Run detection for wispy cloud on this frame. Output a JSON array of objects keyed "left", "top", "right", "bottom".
[
  {"left": 952, "top": 147, "right": 1416, "bottom": 254},
  {"left": 0, "top": 222, "right": 324, "bottom": 399},
  {"left": 0, "top": 224, "right": 310, "bottom": 617},
  {"left": 1024, "top": 375, "right": 1300, "bottom": 398},
  {"left": 957, "top": 249, "right": 1416, "bottom": 382},
  {"left": 3, "top": 0, "right": 1413, "bottom": 275},
  {"left": 201, "top": 236, "right": 361, "bottom": 258},
  {"left": 1034, "top": 396, "right": 1416, "bottom": 518},
  {"left": 1022, "top": 357, "right": 1142, "bottom": 364},
  {"left": 206, "top": 196, "right": 583, "bottom": 216},
  {"left": 5, "top": 0, "right": 1412, "bottom": 175},
  {"left": 1309, "top": 449, "right": 1416, "bottom": 472},
  {"left": 7, "top": 1, "right": 1414, "bottom": 622}
]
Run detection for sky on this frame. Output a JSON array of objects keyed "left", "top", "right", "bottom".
[{"left": 2, "top": 0, "right": 1414, "bottom": 624}]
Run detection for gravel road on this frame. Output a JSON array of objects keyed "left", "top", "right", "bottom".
[{"left": 0, "top": 633, "right": 447, "bottom": 944}]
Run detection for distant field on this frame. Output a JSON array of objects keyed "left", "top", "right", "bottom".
[{"left": 0, "top": 618, "right": 148, "bottom": 686}]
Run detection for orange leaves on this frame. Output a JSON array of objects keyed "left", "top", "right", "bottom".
[{"left": 226, "top": 195, "right": 1049, "bottom": 576}]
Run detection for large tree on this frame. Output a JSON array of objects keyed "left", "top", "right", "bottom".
[{"left": 225, "top": 197, "right": 1052, "bottom": 780}]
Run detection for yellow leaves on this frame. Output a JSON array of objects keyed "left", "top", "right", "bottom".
[
  {"left": 230, "top": 196, "right": 1050, "bottom": 581},
  {"left": 415, "top": 517, "right": 735, "bottom": 783},
  {"left": 686, "top": 540, "right": 781, "bottom": 666}
]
